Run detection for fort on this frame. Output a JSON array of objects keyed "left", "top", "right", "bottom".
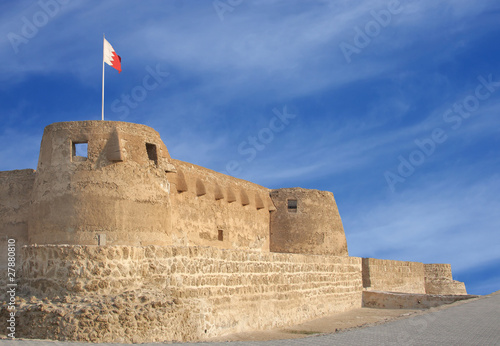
[{"left": 1, "top": 121, "right": 470, "bottom": 342}]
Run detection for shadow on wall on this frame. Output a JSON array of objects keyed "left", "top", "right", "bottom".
[{"left": 362, "top": 257, "right": 372, "bottom": 289}]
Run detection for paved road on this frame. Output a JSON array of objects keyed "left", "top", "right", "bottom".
[{"left": 2, "top": 293, "right": 499, "bottom": 345}]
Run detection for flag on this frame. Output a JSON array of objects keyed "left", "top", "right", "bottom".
[{"left": 103, "top": 38, "right": 122, "bottom": 73}]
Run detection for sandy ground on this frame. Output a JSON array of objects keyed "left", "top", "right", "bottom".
[
  {"left": 205, "top": 307, "right": 422, "bottom": 342},
  {"left": 206, "top": 295, "right": 489, "bottom": 342}
]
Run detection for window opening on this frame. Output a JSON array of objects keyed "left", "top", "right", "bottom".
[
  {"left": 287, "top": 199, "right": 297, "bottom": 213},
  {"left": 218, "top": 230, "right": 224, "bottom": 241},
  {"left": 72, "top": 141, "right": 88, "bottom": 161},
  {"left": 146, "top": 143, "right": 158, "bottom": 165}
]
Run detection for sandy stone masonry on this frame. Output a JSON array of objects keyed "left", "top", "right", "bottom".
[
  {"left": 0, "top": 121, "right": 469, "bottom": 342},
  {"left": 362, "top": 258, "right": 467, "bottom": 295},
  {"left": 270, "top": 188, "right": 348, "bottom": 256},
  {"left": 1, "top": 121, "right": 348, "bottom": 259},
  {"left": 424, "top": 263, "right": 467, "bottom": 295},
  {"left": 6, "top": 245, "right": 362, "bottom": 342}
]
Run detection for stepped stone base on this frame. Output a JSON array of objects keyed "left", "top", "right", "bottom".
[
  {"left": 1, "top": 245, "right": 362, "bottom": 343},
  {"left": 363, "top": 291, "right": 477, "bottom": 309}
]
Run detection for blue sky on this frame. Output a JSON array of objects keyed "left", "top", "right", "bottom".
[{"left": 1, "top": 0, "right": 499, "bottom": 295}]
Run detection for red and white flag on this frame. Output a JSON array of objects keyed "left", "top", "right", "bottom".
[{"left": 103, "top": 38, "right": 121, "bottom": 73}]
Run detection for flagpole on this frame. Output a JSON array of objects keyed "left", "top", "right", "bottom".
[{"left": 101, "top": 33, "right": 105, "bottom": 121}]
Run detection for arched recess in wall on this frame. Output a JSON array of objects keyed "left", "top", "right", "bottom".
[
  {"left": 176, "top": 171, "right": 188, "bottom": 193},
  {"left": 227, "top": 187, "right": 236, "bottom": 203},
  {"left": 196, "top": 179, "right": 206, "bottom": 196},
  {"left": 214, "top": 184, "right": 224, "bottom": 200},
  {"left": 240, "top": 189, "right": 250, "bottom": 206},
  {"left": 255, "top": 194, "right": 265, "bottom": 210}
]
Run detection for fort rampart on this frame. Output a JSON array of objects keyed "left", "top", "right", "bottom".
[
  {"left": 362, "top": 258, "right": 427, "bottom": 294},
  {"left": 424, "top": 263, "right": 467, "bottom": 295},
  {"left": 362, "top": 258, "right": 466, "bottom": 295},
  {"left": 9, "top": 245, "right": 362, "bottom": 342}
]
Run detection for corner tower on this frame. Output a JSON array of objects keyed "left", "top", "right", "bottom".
[
  {"left": 269, "top": 188, "right": 348, "bottom": 256},
  {"left": 28, "top": 121, "right": 174, "bottom": 246}
]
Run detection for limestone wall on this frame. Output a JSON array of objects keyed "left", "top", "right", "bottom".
[
  {"left": 424, "top": 263, "right": 455, "bottom": 281},
  {"left": 23, "top": 121, "right": 277, "bottom": 253},
  {"left": 28, "top": 121, "right": 173, "bottom": 246},
  {"left": 168, "top": 160, "right": 274, "bottom": 252},
  {"left": 8, "top": 245, "right": 362, "bottom": 343},
  {"left": 0, "top": 169, "right": 34, "bottom": 243},
  {"left": 270, "top": 188, "right": 348, "bottom": 256},
  {"left": 362, "top": 258, "right": 427, "bottom": 294},
  {"left": 0, "top": 169, "right": 34, "bottom": 285},
  {"left": 2, "top": 121, "right": 352, "bottom": 256},
  {"left": 362, "top": 259, "right": 467, "bottom": 295},
  {"left": 424, "top": 264, "right": 467, "bottom": 295}
]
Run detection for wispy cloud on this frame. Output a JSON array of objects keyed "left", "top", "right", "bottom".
[
  {"left": 346, "top": 173, "right": 500, "bottom": 267},
  {"left": 0, "top": 0, "right": 499, "bottom": 295}
]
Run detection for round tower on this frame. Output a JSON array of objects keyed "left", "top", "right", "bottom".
[
  {"left": 28, "top": 121, "right": 173, "bottom": 246},
  {"left": 269, "top": 188, "right": 348, "bottom": 256}
]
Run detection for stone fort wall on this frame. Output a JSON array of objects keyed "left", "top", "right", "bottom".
[
  {"left": 2, "top": 245, "right": 467, "bottom": 342},
  {"left": 270, "top": 188, "right": 348, "bottom": 256},
  {"left": 0, "top": 121, "right": 345, "bottom": 258},
  {"left": 0, "top": 169, "right": 35, "bottom": 290},
  {"left": 362, "top": 258, "right": 428, "bottom": 294},
  {"left": 28, "top": 121, "right": 173, "bottom": 247},
  {"left": 167, "top": 159, "right": 274, "bottom": 252},
  {"left": 9, "top": 245, "right": 362, "bottom": 342},
  {"left": 362, "top": 258, "right": 467, "bottom": 295},
  {"left": 424, "top": 263, "right": 467, "bottom": 295},
  {"left": 0, "top": 169, "right": 35, "bottom": 245}
]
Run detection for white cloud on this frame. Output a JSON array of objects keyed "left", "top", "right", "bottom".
[
  {"left": 0, "top": 0, "right": 499, "bottom": 295},
  {"left": 345, "top": 173, "right": 500, "bottom": 273}
]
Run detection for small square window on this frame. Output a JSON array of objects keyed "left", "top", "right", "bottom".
[
  {"left": 218, "top": 230, "right": 224, "bottom": 241},
  {"left": 72, "top": 141, "right": 88, "bottom": 161},
  {"left": 287, "top": 199, "right": 297, "bottom": 213},
  {"left": 146, "top": 143, "right": 157, "bottom": 165}
]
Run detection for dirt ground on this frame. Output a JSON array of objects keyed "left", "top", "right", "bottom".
[
  {"left": 207, "top": 295, "right": 488, "bottom": 342},
  {"left": 206, "top": 307, "right": 421, "bottom": 342}
]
